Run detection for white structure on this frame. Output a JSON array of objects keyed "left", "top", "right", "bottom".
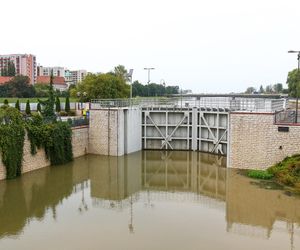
[{"left": 37, "top": 66, "right": 65, "bottom": 78}]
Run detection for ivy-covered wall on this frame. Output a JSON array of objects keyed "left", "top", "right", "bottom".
[{"left": 0, "top": 127, "right": 89, "bottom": 180}]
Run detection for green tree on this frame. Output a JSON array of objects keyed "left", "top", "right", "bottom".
[
  {"left": 55, "top": 96, "right": 61, "bottom": 112},
  {"left": 113, "top": 65, "right": 129, "bottom": 82},
  {"left": 15, "top": 100, "right": 20, "bottom": 111},
  {"left": 259, "top": 85, "right": 265, "bottom": 93},
  {"left": 65, "top": 96, "right": 70, "bottom": 113},
  {"left": 39, "top": 73, "right": 56, "bottom": 121},
  {"left": 265, "top": 85, "right": 273, "bottom": 93},
  {"left": 3, "top": 99, "right": 8, "bottom": 105},
  {"left": 71, "top": 73, "right": 130, "bottom": 99},
  {"left": 25, "top": 100, "right": 31, "bottom": 115},
  {"left": 37, "top": 102, "right": 42, "bottom": 113},
  {"left": 287, "top": 69, "right": 300, "bottom": 97},
  {"left": 245, "top": 87, "right": 256, "bottom": 94}
]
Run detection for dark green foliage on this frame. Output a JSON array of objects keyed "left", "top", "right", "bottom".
[
  {"left": 0, "top": 106, "right": 25, "bottom": 179},
  {"left": 37, "top": 102, "right": 42, "bottom": 113},
  {"left": 55, "top": 96, "right": 61, "bottom": 112},
  {"left": 268, "top": 154, "right": 300, "bottom": 187},
  {"left": 38, "top": 74, "right": 56, "bottom": 122},
  {"left": 3, "top": 99, "right": 8, "bottom": 105},
  {"left": 25, "top": 100, "right": 31, "bottom": 115},
  {"left": 287, "top": 69, "right": 300, "bottom": 97},
  {"left": 132, "top": 80, "right": 179, "bottom": 97},
  {"left": 65, "top": 97, "right": 70, "bottom": 113},
  {"left": 15, "top": 99, "right": 20, "bottom": 111},
  {"left": 26, "top": 117, "right": 73, "bottom": 165},
  {"left": 0, "top": 76, "right": 35, "bottom": 98},
  {"left": 247, "top": 170, "right": 274, "bottom": 180}
]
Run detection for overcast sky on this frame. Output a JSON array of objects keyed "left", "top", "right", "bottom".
[{"left": 2, "top": 0, "right": 300, "bottom": 93}]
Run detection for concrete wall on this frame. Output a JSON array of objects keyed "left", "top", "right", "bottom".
[
  {"left": 0, "top": 127, "right": 89, "bottom": 180},
  {"left": 89, "top": 108, "right": 141, "bottom": 156},
  {"left": 229, "top": 112, "right": 300, "bottom": 169}
]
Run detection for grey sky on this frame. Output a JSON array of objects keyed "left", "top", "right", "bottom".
[{"left": 2, "top": 0, "right": 300, "bottom": 93}]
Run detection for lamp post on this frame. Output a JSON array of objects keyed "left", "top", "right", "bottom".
[
  {"left": 127, "top": 69, "right": 134, "bottom": 106},
  {"left": 288, "top": 50, "right": 300, "bottom": 123},
  {"left": 144, "top": 67, "right": 155, "bottom": 84},
  {"left": 77, "top": 91, "right": 87, "bottom": 111}
]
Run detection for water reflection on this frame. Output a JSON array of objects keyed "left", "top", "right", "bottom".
[{"left": 0, "top": 151, "right": 299, "bottom": 249}]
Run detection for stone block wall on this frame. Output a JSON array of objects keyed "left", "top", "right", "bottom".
[
  {"left": 0, "top": 127, "right": 89, "bottom": 181},
  {"left": 229, "top": 112, "right": 300, "bottom": 169}
]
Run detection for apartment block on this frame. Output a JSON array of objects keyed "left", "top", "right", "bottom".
[
  {"left": 37, "top": 66, "right": 65, "bottom": 78},
  {"left": 0, "top": 54, "right": 36, "bottom": 84}
]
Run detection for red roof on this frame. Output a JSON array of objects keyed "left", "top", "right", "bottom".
[
  {"left": 0, "top": 76, "right": 13, "bottom": 85},
  {"left": 37, "top": 76, "right": 66, "bottom": 85}
]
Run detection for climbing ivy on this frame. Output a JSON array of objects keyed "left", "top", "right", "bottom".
[
  {"left": 26, "top": 114, "right": 73, "bottom": 165},
  {"left": 0, "top": 105, "right": 25, "bottom": 179}
]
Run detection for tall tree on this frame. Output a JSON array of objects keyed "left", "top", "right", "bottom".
[
  {"left": 15, "top": 100, "right": 20, "bottom": 111},
  {"left": 259, "top": 85, "right": 265, "bottom": 93},
  {"left": 39, "top": 73, "right": 56, "bottom": 121},
  {"left": 65, "top": 96, "right": 70, "bottom": 113},
  {"left": 55, "top": 96, "right": 61, "bottom": 112},
  {"left": 245, "top": 87, "right": 256, "bottom": 94},
  {"left": 287, "top": 68, "right": 300, "bottom": 97},
  {"left": 114, "top": 65, "right": 129, "bottom": 82},
  {"left": 25, "top": 100, "right": 31, "bottom": 115}
]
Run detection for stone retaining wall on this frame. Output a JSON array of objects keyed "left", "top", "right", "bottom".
[
  {"left": 229, "top": 112, "right": 300, "bottom": 169},
  {"left": 0, "top": 126, "right": 89, "bottom": 180}
]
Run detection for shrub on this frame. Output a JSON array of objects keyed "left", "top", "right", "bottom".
[
  {"left": 65, "top": 97, "right": 70, "bottom": 113},
  {"left": 3, "top": 99, "right": 8, "bottom": 105},
  {"left": 59, "top": 111, "right": 68, "bottom": 116},
  {"left": 15, "top": 100, "right": 20, "bottom": 111},
  {"left": 25, "top": 99, "right": 31, "bottom": 115},
  {"left": 68, "top": 110, "right": 76, "bottom": 116},
  {"left": 55, "top": 96, "right": 61, "bottom": 112},
  {"left": 247, "top": 170, "right": 273, "bottom": 180}
]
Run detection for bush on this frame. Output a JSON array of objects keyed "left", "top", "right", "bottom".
[
  {"left": 55, "top": 96, "right": 61, "bottom": 112},
  {"left": 15, "top": 100, "right": 20, "bottom": 111},
  {"left": 65, "top": 97, "right": 70, "bottom": 113},
  {"left": 59, "top": 111, "right": 68, "bottom": 116},
  {"left": 248, "top": 170, "right": 274, "bottom": 180},
  {"left": 68, "top": 110, "right": 76, "bottom": 116},
  {"left": 25, "top": 99, "right": 31, "bottom": 115}
]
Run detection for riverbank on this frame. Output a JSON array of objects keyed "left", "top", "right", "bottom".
[{"left": 248, "top": 154, "right": 300, "bottom": 190}]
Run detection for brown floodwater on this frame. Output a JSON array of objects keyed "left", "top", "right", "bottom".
[{"left": 0, "top": 151, "right": 299, "bottom": 250}]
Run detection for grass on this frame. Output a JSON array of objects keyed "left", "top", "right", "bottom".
[
  {"left": 248, "top": 154, "right": 300, "bottom": 189},
  {"left": 0, "top": 97, "right": 78, "bottom": 103},
  {"left": 247, "top": 170, "right": 273, "bottom": 180}
]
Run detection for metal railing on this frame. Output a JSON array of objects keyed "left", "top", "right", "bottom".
[
  {"left": 91, "top": 97, "right": 286, "bottom": 113},
  {"left": 66, "top": 117, "right": 89, "bottom": 127},
  {"left": 274, "top": 110, "right": 300, "bottom": 124}
]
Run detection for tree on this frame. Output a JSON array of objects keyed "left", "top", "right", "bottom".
[
  {"left": 3, "top": 99, "right": 8, "bottom": 105},
  {"left": 39, "top": 73, "right": 56, "bottom": 121},
  {"left": 259, "top": 85, "right": 265, "bottom": 93},
  {"left": 37, "top": 102, "right": 42, "bottom": 113},
  {"left": 245, "top": 87, "right": 256, "bottom": 94},
  {"left": 25, "top": 100, "right": 31, "bottom": 115},
  {"left": 55, "top": 96, "right": 61, "bottom": 112},
  {"left": 287, "top": 68, "right": 300, "bottom": 97},
  {"left": 113, "top": 65, "right": 129, "bottom": 82},
  {"left": 71, "top": 73, "right": 130, "bottom": 100},
  {"left": 0, "top": 76, "right": 35, "bottom": 98},
  {"left": 15, "top": 100, "right": 20, "bottom": 111},
  {"left": 273, "top": 83, "right": 283, "bottom": 93},
  {"left": 265, "top": 85, "right": 273, "bottom": 93},
  {"left": 65, "top": 96, "right": 70, "bottom": 113}
]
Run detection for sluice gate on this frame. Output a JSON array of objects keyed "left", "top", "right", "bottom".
[{"left": 90, "top": 95, "right": 286, "bottom": 159}]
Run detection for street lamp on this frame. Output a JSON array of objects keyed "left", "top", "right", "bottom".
[
  {"left": 127, "top": 69, "right": 134, "bottom": 105},
  {"left": 77, "top": 91, "right": 87, "bottom": 111},
  {"left": 144, "top": 67, "right": 155, "bottom": 84},
  {"left": 288, "top": 50, "right": 300, "bottom": 123}
]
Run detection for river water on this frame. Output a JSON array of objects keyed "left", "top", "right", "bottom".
[{"left": 0, "top": 151, "right": 299, "bottom": 250}]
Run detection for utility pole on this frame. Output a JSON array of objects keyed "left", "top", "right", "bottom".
[{"left": 144, "top": 67, "right": 155, "bottom": 84}]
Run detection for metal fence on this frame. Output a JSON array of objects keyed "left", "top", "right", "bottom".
[
  {"left": 274, "top": 110, "right": 300, "bottom": 124},
  {"left": 91, "top": 97, "right": 286, "bottom": 113},
  {"left": 65, "top": 117, "right": 89, "bottom": 127}
]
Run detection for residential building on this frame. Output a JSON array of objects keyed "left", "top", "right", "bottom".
[
  {"left": 0, "top": 54, "right": 36, "bottom": 84},
  {"left": 37, "top": 66, "right": 65, "bottom": 78},
  {"left": 70, "top": 70, "right": 87, "bottom": 84},
  {"left": 36, "top": 76, "right": 68, "bottom": 91}
]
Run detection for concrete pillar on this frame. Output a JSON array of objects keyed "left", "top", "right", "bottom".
[{"left": 191, "top": 107, "right": 198, "bottom": 151}]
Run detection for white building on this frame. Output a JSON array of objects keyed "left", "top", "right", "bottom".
[
  {"left": 37, "top": 66, "right": 65, "bottom": 78},
  {"left": 70, "top": 70, "right": 87, "bottom": 84}
]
